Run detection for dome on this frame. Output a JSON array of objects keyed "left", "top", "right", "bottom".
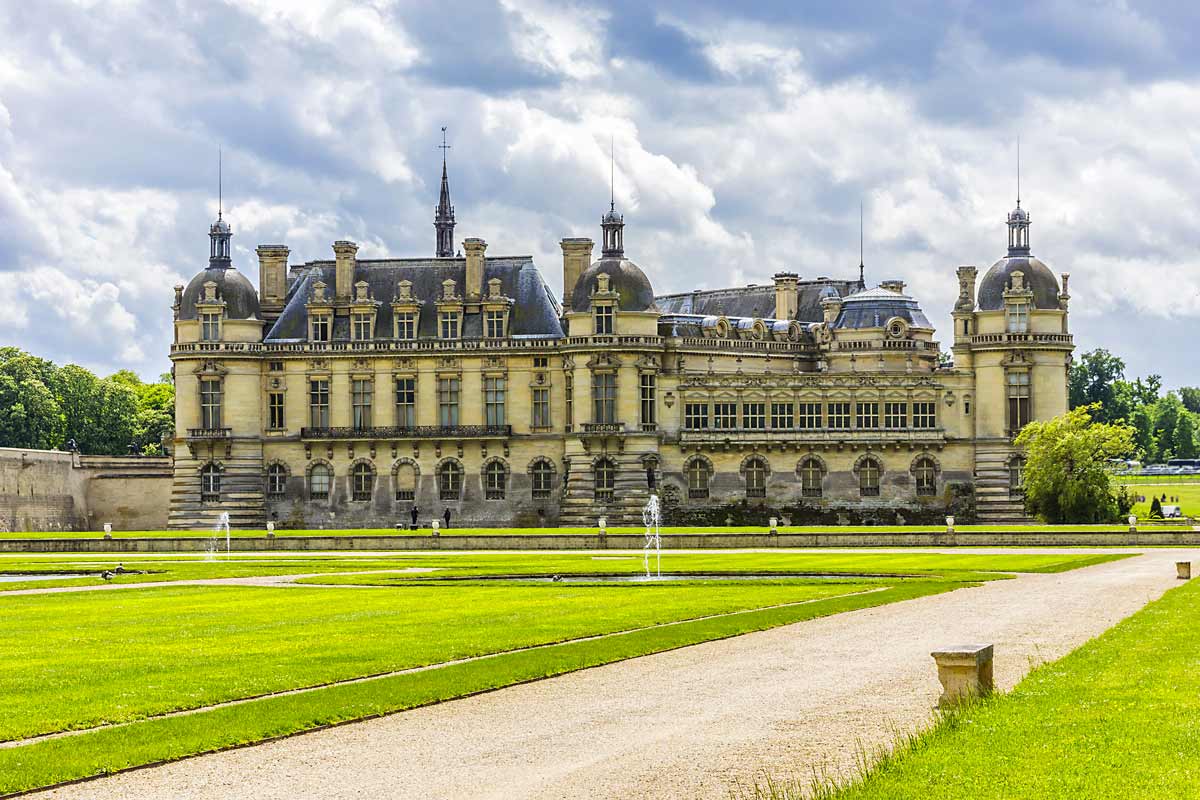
[
  {"left": 1008, "top": 205, "right": 1028, "bottom": 222},
  {"left": 977, "top": 255, "right": 1060, "bottom": 311},
  {"left": 570, "top": 256, "right": 656, "bottom": 312},
  {"left": 210, "top": 217, "right": 231, "bottom": 235},
  {"left": 178, "top": 266, "right": 260, "bottom": 320},
  {"left": 833, "top": 284, "right": 933, "bottom": 330}
]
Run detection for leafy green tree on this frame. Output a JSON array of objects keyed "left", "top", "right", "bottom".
[
  {"left": 0, "top": 354, "right": 66, "bottom": 450},
  {"left": 1014, "top": 405, "right": 1136, "bottom": 524},
  {"left": 1133, "top": 375, "right": 1163, "bottom": 408},
  {"left": 1173, "top": 412, "right": 1198, "bottom": 460},
  {"left": 1153, "top": 393, "right": 1184, "bottom": 461},
  {"left": 1131, "top": 406, "right": 1157, "bottom": 461},
  {"left": 1150, "top": 496, "right": 1163, "bottom": 519},
  {"left": 1180, "top": 387, "right": 1200, "bottom": 414},
  {"left": 1068, "top": 349, "right": 1130, "bottom": 422}
]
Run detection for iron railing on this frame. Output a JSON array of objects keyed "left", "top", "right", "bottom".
[{"left": 300, "top": 425, "right": 511, "bottom": 440}]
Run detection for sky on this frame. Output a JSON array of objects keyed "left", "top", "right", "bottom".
[{"left": 0, "top": 0, "right": 1198, "bottom": 386}]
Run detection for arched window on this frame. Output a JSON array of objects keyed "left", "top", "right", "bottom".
[
  {"left": 439, "top": 461, "right": 462, "bottom": 501},
  {"left": 394, "top": 462, "right": 417, "bottom": 502},
  {"left": 531, "top": 460, "right": 554, "bottom": 500},
  {"left": 352, "top": 462, "right": 375, "bottom": 501},
  {"left": 308, "top": 463, "right": 331, "bottom": 500},
  {"left": 1010, "top": 456, "right": 1026, "bottom": 497},
  {"left": 594, "top": 458, "right": 615, "bottom": 502},
  {"left": 799, "top": 457, "right": 823, "bottom": 498},
  {"left": 856, "top": 457, "right": 881, "bottom": 497},
  {"left": 744, "top": 457, "right": 768, "bottom": 498},
  {"left": 913, "top": 457, "right": 937, "bottom": 496},
  {"left": 687, "top": 459, "right": 711, "bottom": 499},
  {"left": 200, "top": 463, "right": 221, "bottom": 503},
  {"left": 484, "top": 461, "right": 507, "bottom": 500},
  {"left": 266, "top": 464, "right": 287, "bottom": 499}
]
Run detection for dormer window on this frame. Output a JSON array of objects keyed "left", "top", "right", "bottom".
[
  {"left": 485, "top": 309, "right": 506, "bottom": 338},
  {"left": 1006, "top": 301, "right": 1029, "bottom": 333},
  {"left": 440, "top": 311, "right": 460, "bottom": 339},
  {"left": 594, "top": 304, "right": 614, "bottom": 335},
  {"left": 391, "top": 279, "right": 422, "bottom": 340},
  {"left": 395, "top": 312, "right": 417, "bottom": 339},
  {"left": 352, "top": 312, "right": 373, "bottom": 341},
  {"left": 311, "top": 313, "right": 331, "bottom": 342},
  {"left": 200, "top": 312, "right": 221, "bottom": 341}
]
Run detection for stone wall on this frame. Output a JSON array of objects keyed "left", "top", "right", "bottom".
[{"left": 0, "top": 448, "right": 172, "bottom": 532}]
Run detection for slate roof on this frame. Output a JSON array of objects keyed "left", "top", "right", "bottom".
[
  {"left": 178, "top": 267, "right": 261, "bottom": 321},
  {"left": 977, "top": 255, "right": 1060, "bottom": 311},
  {"left": 833, "top": 285, "right": 933, "bottom": 330},
  {"left": 264, "top": 256, "right": 564, "bottom": 341},
  {"left": 570, "top": 256, "right": 657, "bottom": 312},
  {"left": 655, "top": 278, "right": 861, "bottom": 323}
]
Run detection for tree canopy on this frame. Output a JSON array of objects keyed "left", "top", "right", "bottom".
[
  {"left": 0, "top": 348, "right": 173, "bottom": 455},
  {"left": 1015, "top": 405, "right": 1135, "bottom": 524}
]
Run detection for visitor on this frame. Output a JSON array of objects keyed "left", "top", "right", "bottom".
[
  {"left": 443, "top": 507, "right": 452, "bottom": 529},
  {"left": 410, "top": 506, "right": 419, "bottom": 529}
]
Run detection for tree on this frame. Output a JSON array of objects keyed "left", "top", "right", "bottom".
[
  {"left": 1153, "top": 393, "right": 1184, "bottom": 461},
  {"left": 1181, "top": 387, "right": 1200, "bottom": 414},
  {"left": 1133, "top": 375, "right": 1163, "bottom": 408},
  {"left": 1173, "top": 412, "right": 1198, "bottom": 460},
  {"left": 1131, "top": 406, "right": 1157, "bottom": 462},
  {"left": 0, "top": 355, "right": 65, "bottom": 450},
  {"left": 1014, "top": 405, "right": 1136, "bottom": 524},
  {"left": 1068, "top": 349, "right": 1130, "bottom": 422},
  {"left": 1150, "top": 496, "right": 1163, "bottom": 519}
]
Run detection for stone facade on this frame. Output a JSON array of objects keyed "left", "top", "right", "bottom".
[{"left": 169, "top": 181, "right": 1072, "bottom": 529}]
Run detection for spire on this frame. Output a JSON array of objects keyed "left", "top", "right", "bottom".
[
  {"left": 858, "top": 201, "right": 865, "bottom": 287},
  {"left": 601, "top": 137, "right": 624, "bottom": 258},
  {"left": 435, "top": 126, "right": 455, "bottom": 258},
  {"left": 1006, "top": 139, "right": 1031, "bottom": 256},
  {"left": 209, "top": 148, "right": 232, "bottom": 268}
]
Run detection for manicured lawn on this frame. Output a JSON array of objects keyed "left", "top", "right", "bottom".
[
  {"left": 0, "top": 550, "right": 1124, "bottom": 794},
  {"left": 753, "top": 574, "right": 1200, "bottom": 799},
  {"left": 1120, "top": 480, "right": 1200, "bottom": 519},
  {"left": 2, "top": 523, "right": 1194, "bottom": 539}
]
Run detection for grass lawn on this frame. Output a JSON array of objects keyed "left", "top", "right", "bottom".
[
  {"left": 0, "top": 550, "right": 1121, "bottom": 794},
  {"left": 2, "top": 523, "right": 1195, "bottom": 539},
  {"left": 1120, "top": 480, "right": 1200, "bottom": 519},
  {"left": 751, "top": 574, "right": 1200, "bottom": 799}
]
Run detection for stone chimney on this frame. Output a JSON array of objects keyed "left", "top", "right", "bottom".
[
  {"left": 257, "top": 245, "right": 290, "bottom": 308},
  {"left": 954, "top": 266, "right": 977, "bottom": 312},
  {"left": 463, "top": 237, "right": 487, "bottom": 302},
  {"left": 561, "top": 238, "right": 594, "bottom": 310},
  {"left": 773, "top": 272, "right": 799, "bottom": 320},
  {"left": 821, "top": 295, "right": 843, "bottom": 325},
  {"left": 333, "top": 240, "right": 358, "bottom": 300},
  {"left": 880, "top": 279, "right": 906, "bottom": 294}
]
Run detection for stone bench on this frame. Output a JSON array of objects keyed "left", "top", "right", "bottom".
[{"left": 931, "top": 643, "right": 994, "bottom": 708}]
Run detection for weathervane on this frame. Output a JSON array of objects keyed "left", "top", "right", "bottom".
[{"left": 439, "top": 126, "right": 451, "bottom": 166}]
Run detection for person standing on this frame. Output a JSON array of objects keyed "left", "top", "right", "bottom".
[
  {"left": 410, "top": 506, "right": 419, "bottom": 529},
  {"left": 443, "top": 507, "right": 452, "bottom": 529}
]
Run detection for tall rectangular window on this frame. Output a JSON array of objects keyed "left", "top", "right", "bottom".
[
  {"left": 1006, "top": 302, "right": 1030, "bottom": 333},
  {"left": 884, "top": 402, "right": 907, "bottom": 429},
  {"left": 200, "top": 379, "right": 222, "bottom": 429},
  {"left": 438, "top": 377, "right": 460, "bottom": 427},
  {"left": 311, "top": 315, "right": 331, "bottom": 342},
  {"left": 684, "top": 403, "right": 709, "bottom": 430},
  {"left": 592, "top": 373, "right": 616, "bottom": 423},
  {"left": 771, "top": 402, "right": 794, "bottom": 429},
  {"left": 352, "top": 313, "right": 373, "bottom": 341},
  {"left": 200, "top": 313, "right": 220, "bottom": 341},
  {"left": 484, "top": 377, "right": 507, "bottom": 427},
  {"left": 395, "top": 312, "right": 416, "bottom": 340},
  {"left": 743, "top": 402, "right": 765, "bottom": 430},
  {"left": 394, "top": 378, "right": 415, "bottom": 428},
  {"left": 351, "top": 379, "right": 373, "bottom": 429},
  {"left": 798, "top": 402, "right": 822, "bottom": 429},
  {"left": 713, "top": 403, "right": 737, "bottom": 430},
  {"left": 1007, "top": 372, "right": 1030, "bottom": 432},
  {"left": 594, "top": 305, "right": 614, "bottom": 335},
  {"left": 827, "top": 402, "right": 851, "bottom": 430},
  {"left": 309, "top": 379, "right": 330, "bottom": 429},
  {"left": 856, "top": 402, "right": 880, "bottom": 429},
  {"left": 531, "top": 387, "right": 551, "bottom": 428},
  {"left": 912, "top": 401, "right": 937, "bottom": 429},
  {"left": 267, "top": 392, "right": 285, "bottom": 430},
  {"left": 485, "top": 310, "right": 506, "bottom": 338},
  {"left": 439, "top": 312, "right": 460, "bottom": 339},
  {"left": 565, "top": 374, "right": 574, "bottom": 429},
  {"left": 640, "top": 373, "right": 656, "bottom": 429}
]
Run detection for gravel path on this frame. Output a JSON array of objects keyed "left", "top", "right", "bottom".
[{"left": 30, "top": 549, "right": 1193, "bottom": 800}]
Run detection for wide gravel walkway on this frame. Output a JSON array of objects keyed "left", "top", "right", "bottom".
[{"left": 31, "top": 548, "right": 1194, "bottom": 800}]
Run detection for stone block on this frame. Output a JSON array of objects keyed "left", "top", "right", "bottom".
[
  {"left": 1178, "top": 561, "right": 1192, "bottom": 580},
  {"left": 931, "top": 643, "right": 993, "bottom": 708}
]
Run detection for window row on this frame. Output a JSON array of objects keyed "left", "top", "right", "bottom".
[
  {"left": 306, "top": 310, "right": 512, "bottom": 343},
  {"left": 684, "top": 455, "right": 939, "bottom": 499},
  {"left": 682, "top": 401, "right": 937, "bottom": 431}
]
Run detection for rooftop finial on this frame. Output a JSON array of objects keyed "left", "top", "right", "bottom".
[
  {"left": 218, "top": 146, "right": 223, "bottom": 220},
  {"left": 1016, "top": 136, "right": 1021, "bottom": 208},
  {"left": 858, "top": 201, "right": 865, "bottom": 286},
  {"left": 439, "top": 125, "right": 451, "bottom": 171},
  {"left": 610, "top": 135, "right": 615, "bottom": 213},
  {"left": 435, "top": 126, "right": 455, "bottom": 258}
]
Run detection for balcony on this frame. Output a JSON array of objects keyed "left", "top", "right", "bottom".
[
  {"left": 969, "top": 332, "right": 1073, "bottom": 348},
  {"left": 581, "top": 422, "right": 627, "bottom": 435},
  {"left": 677, "top": 428, "right": 946, "bottom": 447},
  {"left": 300, "top": 425, "right": 512, "bottom": 441},
  {"left": 186, "top": 427, "right": 232, "bottom": 440}
]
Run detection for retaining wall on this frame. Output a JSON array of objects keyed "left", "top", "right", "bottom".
[{"left": 2, "top": 529, "right": 1198, "bottom": 553}]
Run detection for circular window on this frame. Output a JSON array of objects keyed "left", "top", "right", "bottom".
[{"left": 885, "top": 317, "right": 909, "bottom": 339}]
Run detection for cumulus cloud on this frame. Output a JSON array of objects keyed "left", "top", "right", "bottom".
[{"left": 0, "top": 0, "right": 1196, "bottom": 386}]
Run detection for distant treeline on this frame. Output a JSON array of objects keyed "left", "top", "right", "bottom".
[{"left": 0, "top": 347, "right": 173, "bottom": 455}]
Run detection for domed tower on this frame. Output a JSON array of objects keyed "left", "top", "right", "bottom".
[
  {"left": 959, "top": 198, "right": 1073, "bottom": 522},
  {"left": 169, "top": 200, "right": 266, "bottom": 530}
]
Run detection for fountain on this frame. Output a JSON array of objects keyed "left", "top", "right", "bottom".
[
  {"left": 205, "top": 512, "right": 231, "bottom": 560},
  {"left": 642, "top": 494, "right": 662, "bottom": 579}
]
